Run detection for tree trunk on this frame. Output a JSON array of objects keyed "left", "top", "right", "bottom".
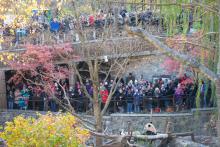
[
  {"left": 92, "top": 59, "right": 103, "bottom": 146},
  {"left": 216, "top": 1, "right": 220, "bottom": 142},
  {"left": 93, "top": 83, "right": 103, "bottom": 146},
  {"left": 94, "top": 110, "right": 103, "bottom": 146}
]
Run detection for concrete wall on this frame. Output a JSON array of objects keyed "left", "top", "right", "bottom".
[
  {"left": 106, "top": 109, "right": 217, "bottom": 136},
  {"left": 125, "top": 56, "right": 170, "bottom": 81},
  {"left": 0, "top": 108, "right": 217, "bottom": 136},
  {"left": 0, "top": 71, "right": 6, "bottom": 109}
]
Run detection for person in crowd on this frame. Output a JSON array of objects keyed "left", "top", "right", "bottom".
[
  {"left": 78, "top": 88, "right": 84, "bottom": 112},
  {"left": 126, "top": 88, "right": 133, "bottom": 113},
  {"left": 200, "top": 80, "right": 206, "bottom": 108},
  {"left": 116, "top": 88, "right": 125, "bottom": 113},
  {"left": 17, "top": 89, "right": 25, "bottom": 110},
  {"left": 154, "top": 86, "right": 160, "bottom": 108},
  {"left": 7, "top": 91, "right": 14, "bottom": 109},
  {"left": 95, "top": 9, "right": 105, "bottom": 29},
  {"left": 85, "top": 79, "right": 92, "bottom": 93},
  {"left": 89, "top": 14, "right": 95, "bottom": 26},
  {"left": 160, "top": 84, "right": 168, "bottom": 107},
  {"left": 108, "top": 80, "right": 114, "bottom": 92},
  {"left": 40, "top": 90, "right": 47, "bottom": 111},
  {"left": 97, "top": 9, "right": 105, "bottom": 20},
  {"left": 133, "top": 89, "right": 142, "bottom": 113},
  {"left": 174, "top": 84, "right": 184, "bottom": 111},
  {"left": 126, "top": 73, "right": 135, "bottom": 84},
  {"left": 14, "top": 89, "right": 21, "bottom": 109},
  {"left": 62, "top": 18, "right": 71, "bottom": 33},
  {"left": 50, "top": 18, "right": 60, "bottom": 33},
  {"left": 20, "top": 85, "right": 30, "bottom": 110},
  {"left": 100, "top": 84, "right": 109, "bottom": 110}
]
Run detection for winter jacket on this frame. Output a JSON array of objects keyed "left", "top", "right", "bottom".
[{"left": 100, "top": 89, "right": 108, "bottom": 104}]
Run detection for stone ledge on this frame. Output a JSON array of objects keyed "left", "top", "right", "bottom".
[
  {"left": 0, "top": 108, "right": 217, "bottom": 117},
  {"left": 0, "top": 109, "right": 46, "bottom": 113},
  {"left": 110, "top": 113, "right": 193, "bottom": 117}
]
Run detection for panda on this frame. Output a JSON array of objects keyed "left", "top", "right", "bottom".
[{"left": 143, "top": 122, "right": 157, "bottom": 135}]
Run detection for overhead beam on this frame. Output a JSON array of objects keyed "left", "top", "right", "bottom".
[{"left": 0, "top": 37, "right": 138, "bottom": 53}]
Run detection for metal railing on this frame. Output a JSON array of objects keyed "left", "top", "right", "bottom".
[
  {"left": 7, "top": 94, "right": 199, "bottom": 113},
  {"left": 0, "top": 13, "right": 162, "bottom": 51}
]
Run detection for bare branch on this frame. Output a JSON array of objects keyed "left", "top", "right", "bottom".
[
  {"left": 128, "top": 27, "right": 219, "bottom": 81},
  {"left": 71, "top": 63, "right": 93, "bottom": 102}
]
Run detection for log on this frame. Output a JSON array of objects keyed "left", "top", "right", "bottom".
[
  {"left": 91, "top": 130, "right": 195, "bottom": 146},
  {"left": 171, "top": 132, "right": 195, "bottom": 141},
  {"left": 133, "top": 134, "right": 168, "bottom": 140},
  {"left": 127, "top": 27, "right": 219, "bottom": 82}
]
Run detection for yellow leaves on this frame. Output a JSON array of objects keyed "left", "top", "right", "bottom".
[
  {"left": 0, "top": 15, "right": 6, "bottom": 20},
  {"left": 9, "top": 29, "right": 14, "bottom": 35},
  {"left": 0, "top": 0, "right": 49, "bottom": 30},
  {"left": 0, "top": 113, "right": 90, "bottom": 147},
  {"left": 0, "top": 37, "right": 4, "bottom": 43},
  {"left": 0, "top": 55, "right": 4, "bottom": 62},
  {"left": 0, "top": 52, "right": 16, "bottom": 62}
]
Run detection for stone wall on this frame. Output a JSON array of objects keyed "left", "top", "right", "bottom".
[
  {"left": 107, "top": 113, "right": 192, "bottom": 134},
  {"left": 0, "top": 110, "right": 47, "bottom": 127},
  {"left": 0, "top": 108, "right": 217, "bottom": 136},
  {"left": 106, "top": 109, "right": 217, "bottom": 136},
  {"left": 125, "top": 56, "right": 170, "bottom": 81}
]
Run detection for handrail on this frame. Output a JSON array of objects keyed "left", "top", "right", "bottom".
[{"left": 8, "top": 94, "right": 196, "bottom": 112}]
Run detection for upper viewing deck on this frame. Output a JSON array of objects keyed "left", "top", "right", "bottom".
[{"left": 0, "top": 6, "right": 163, "bottom": 51}]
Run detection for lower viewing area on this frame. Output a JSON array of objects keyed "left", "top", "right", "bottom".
[{"left": 5, "top": 70, "right": 214, "bottom": 113}]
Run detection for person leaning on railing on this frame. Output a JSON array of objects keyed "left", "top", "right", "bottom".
[
  {"left": 133, "top": 89, "right": 142, "bottom": 113},
  {"left": 116, "top": 88, "right": 125, "bottom": 113},
  {"left": 126, "top": 88, "right": 134, "bottom": 113},
  {"left": 7, "top": 91, "right": 14, "bottom": 109}
]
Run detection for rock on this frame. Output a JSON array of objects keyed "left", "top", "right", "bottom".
[
  {"left": 168, "top": 138, "right": 208, "bottom": 147},
  {"left": 173, "top": 136, "right": 220, "bottom": 147}
]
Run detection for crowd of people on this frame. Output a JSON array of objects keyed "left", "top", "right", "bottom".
[
  {"left": 1, "top": 8, "right": 159, "bottom": 49},
  {"left": 6, "top": 73, "right": 213, "bottom": 113},
  {"left": 96, "top": 73, "right": 210, "bottom": 113}
]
